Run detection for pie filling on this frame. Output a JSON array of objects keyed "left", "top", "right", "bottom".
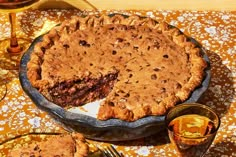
[
  {"left": 48, "top": 73, "right": 118, "bottom": 108},
  {"left": 27, "top": 15, "right": 207, "bottom": 121}
]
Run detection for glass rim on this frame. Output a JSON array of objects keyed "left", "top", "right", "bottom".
[
  {"left": 0, "top": 84, "right": 7, "bottom": 102},
  {"left": 0, "top": 0, "right": 36, "bottom": 5},
  {"left": 165, "top": 103, "right": 221, "bottom": 138}
]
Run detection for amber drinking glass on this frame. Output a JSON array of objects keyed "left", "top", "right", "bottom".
[
  {"left": 165, "top": 103, "right": 220, "bottom": 157},
  {"left": 0, "top": 0, "right": 40, "bottom": 101},
  {"left": 0, "top": 0, "right": 40, "bottom": 70}
]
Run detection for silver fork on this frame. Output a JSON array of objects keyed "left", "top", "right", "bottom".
[{"left": 100, "top": 145, "right": 123, "bottom": 157}]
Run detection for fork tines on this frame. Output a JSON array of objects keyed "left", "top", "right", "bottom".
[{"left": 102, "top": 145, "right": 123, "bottom": 157}]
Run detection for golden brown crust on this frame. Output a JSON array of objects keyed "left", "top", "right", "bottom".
[
  {"left": 72, "top": 133, "right": 89, "bottom": 157},
  {"left": 8, "top": 133, "right": 89, "bottom": 157},
  {"left": 27, "top": 14, "right": 207, "bottom": 121}
]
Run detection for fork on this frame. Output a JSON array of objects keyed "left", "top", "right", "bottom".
[{"left": 100, "top": 145, "right": 123, "bottom": 157}]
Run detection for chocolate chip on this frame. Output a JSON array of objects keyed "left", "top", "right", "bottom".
[
  {"left": 108, "top": 101, "right": 115, "bottom": 106},
  {"left": 63, "top": 44, "right": 69, "bottom": 49},
  {"left": 160, "top": 88, "right": 166, "bottom": 92},
  {"left": 79, "top": 40, "right": 90, "bottom": 47},
  {"left": 124, "top": 93, "right": 130, "bottom": 97},
  {"left": 176, "top": 83, "right": 182, "bottom": 89},
  {"left": 161, "top": 80, "right": 167, "bottom": 83},
  {"left": 131, "top": 34, "right": 138, "bottom": 38},
  {"left": 126, "top": 69, "right": 132, "bottom": 72},
  {"left": 109, "top": 27, "right": 114, "bottom": 30},
  {"left": 34, "top": 145, "right": 40, "bottom": 150},
  {"left": 151, "top": 74, "right": 157, "bottom": 80},
  {"left": 116, "top": 38, "right": 124, "bottom": 42},
  {"left": 133, "top": 46, "right": 139, "bottom": 50},
  {"left": 120, "top": 90, "right": 125, "bottom": 93},
  {"left": 79, "top": 40, "right": 87, "bottom": 46},
  {"left": 112, "top": 50, "right": 117, "bottom": 55},
  {"left": 153, "top": 68, "right": 160, "bottom": 71},
  {"left": 163, "top": 54, "right": 169, "bottom": 58}
]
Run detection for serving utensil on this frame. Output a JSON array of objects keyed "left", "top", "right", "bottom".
[{"left": 100, "top": 145, "right": 123, "bottom": 157}]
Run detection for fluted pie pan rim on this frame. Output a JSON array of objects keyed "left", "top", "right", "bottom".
[{"left": 19, "top": 14, "right": 211, "bottom": 140}]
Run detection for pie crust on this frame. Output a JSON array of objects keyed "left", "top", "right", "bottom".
[
  {"left": 27, "top": 14, "right": 207, "bottom": 121},
  {"left": 8, "top": 133, "right": 89, "bottom": 157}
]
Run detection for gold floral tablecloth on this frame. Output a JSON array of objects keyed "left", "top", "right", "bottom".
[{"left": 0, "top": 9, "right": 235, "bottom": 156}]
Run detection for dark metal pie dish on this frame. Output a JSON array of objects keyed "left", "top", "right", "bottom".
[{"left": 19, "top": 32, "right": 211, "bottom": 141}]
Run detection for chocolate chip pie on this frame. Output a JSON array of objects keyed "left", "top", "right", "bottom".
[
  {"left": 8, "top": 133, "right": 89, "bottom": 157},
  {"left": 27, "top": 14, "right": 207, "bottom": 121}
]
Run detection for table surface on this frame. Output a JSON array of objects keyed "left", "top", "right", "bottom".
[{"left": 0, "top": 9, "right": 235, "bottom": 157}]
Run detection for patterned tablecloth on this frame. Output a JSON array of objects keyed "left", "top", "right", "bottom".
[{"left": 0, "top": 9, "right": 235, "bottom": 157}]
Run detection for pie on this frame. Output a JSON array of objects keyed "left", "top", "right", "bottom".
[
  {"left": 27, "top": 14, "right": 207, "bottom": 121},
  {"left": 8, "top": 133, "right": 89, "bottom": 157}
]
